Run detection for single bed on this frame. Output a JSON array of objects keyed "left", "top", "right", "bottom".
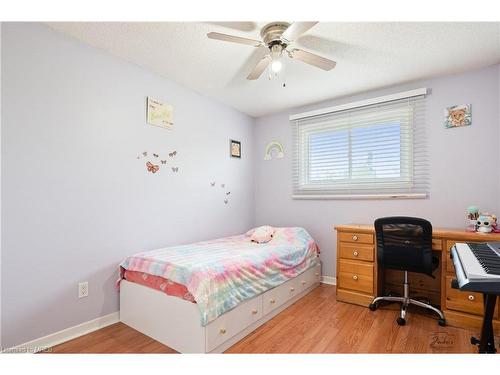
[{"left": 118, "top": 227, "right": 321, "bottom": 353}]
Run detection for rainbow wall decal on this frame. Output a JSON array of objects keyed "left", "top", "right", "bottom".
[{"left": 264, "top": 141, "right": 285, "bottom": 161}]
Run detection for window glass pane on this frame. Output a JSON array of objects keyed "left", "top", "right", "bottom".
[
  {"left": 351, "top": 122, "right": 401, "bottom": 179},
  {"left": 308, "top": 129, "right": 348, "bottom": 182}
]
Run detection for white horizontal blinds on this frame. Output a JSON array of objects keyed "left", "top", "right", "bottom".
[{"left": 291, "top": 95, "right": 428, "bottom": 198}]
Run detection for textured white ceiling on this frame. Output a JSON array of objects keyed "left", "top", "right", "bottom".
[{"left": 46, "top": 22, "right": 500, "bottom": 117}]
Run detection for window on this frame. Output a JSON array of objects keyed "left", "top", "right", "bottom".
[{"left": 291, "top": 90, "right": 427, "bottom": 199}]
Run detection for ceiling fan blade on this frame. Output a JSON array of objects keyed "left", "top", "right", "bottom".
[
  {"left": 281, "top": 22, "right": 318, "bottom": 43},
  {"left": 247, "top": 56, "right": 271, "bottom": 80},
  {"left": 291, "top": 49, "right": 336, "bottom": 71},
  {"left": 207, "top": 32, "right": 263, "bottom": 47}
]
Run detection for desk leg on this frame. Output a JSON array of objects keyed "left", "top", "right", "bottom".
[{"left": 472, "top": 294, "right": 497, "bottom": 354}]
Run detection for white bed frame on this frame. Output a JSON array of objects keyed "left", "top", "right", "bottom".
[{"left": 120, "top": 263, "right": 321, "bottom": 353}]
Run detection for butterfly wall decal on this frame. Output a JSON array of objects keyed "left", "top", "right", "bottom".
[
  {"left": 210, "top": 182, "right": 215, "bottom": 187},
  {"left": 146, "top": 161, "right": 160, "bottom": 173},
  {"left": 224, "top": 199, "right": 228, "bottom": 204},
  {"left": 226, "top": 192, "right": 231, "bottom": 195},
  {"left": 142, "top": 152, "right": 147, "bottom": 157},
  {"left": 169, "top": 151, "right": 177, "bottom": 157},
  {"left": 161, "top": 160, "right": 167, "bottom": 164},
  {"left": 171, "top": 167, "right": 179, "bottom": 172},
  {"left": 153, "top": 153, "right": 159, "bottom": 158},
  {"left": 221, "top": 184, "right": 225, "bottom": 188}
]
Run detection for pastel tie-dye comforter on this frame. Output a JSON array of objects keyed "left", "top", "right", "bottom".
[{"left": 119, "top": 227, "right": 320, "bottom": 326}]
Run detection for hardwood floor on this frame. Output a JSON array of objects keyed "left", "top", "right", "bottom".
[{"left": 47, "top": 284, "right": 489, "bottom": 354}]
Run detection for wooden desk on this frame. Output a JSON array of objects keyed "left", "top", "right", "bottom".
[{"left": 334, "top": 224, "right": 500, "bottom": 330}]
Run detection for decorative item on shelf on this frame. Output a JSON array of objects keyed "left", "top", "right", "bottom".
[
  {"left": 230, "top": 139, "right": 241, "bottom": 158},
  {"left": 466, "top": 205, "right": 479, "bottom": 231},
  {"left": 444, "top": 104, "right": 471, "bottom": 129},
  {"left": 263, "top": 141, "right": 285, "bottom": 160},
  {"left": 465, "top": 206, "right": 499, "bottom": 233},
  {"left": 477, "top": 213, "right": 498, "bottom": 233},
  {"left": 147, "top": 97, "right": 174, "bottom": 129}
]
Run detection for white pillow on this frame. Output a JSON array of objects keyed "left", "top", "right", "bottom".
[{"left": 250, "top": 226, "right": 275, "bottom": 244}]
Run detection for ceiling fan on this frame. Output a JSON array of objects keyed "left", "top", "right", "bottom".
[{"left": 207, "top": 22, "right": 336, "bottom": 80}]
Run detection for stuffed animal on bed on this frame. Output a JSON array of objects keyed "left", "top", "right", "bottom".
[{"left": 249, "top": 226, "right": 275, "bottom": 244}]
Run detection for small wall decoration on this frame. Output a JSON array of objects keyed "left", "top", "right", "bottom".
[
  {"left": 136, "top": 150, "right": 179, "bottom": 174},
  {"left": 230, "top": 140, "right": 241, "bottom": 158},
  {"left": 209, "top": 181, "right": 231, "bottom": 204},
  {"left": 264, "top": 141, "right": 285, "bottom": 160},
  {"left": 444, "top": 104, "right": 471, "bottom": 129},
  {"left": 146, "top": 161, "right": 160, "bottom": 174},
  {"left": 147, "top": 97, "right": 174, "bottom": 129}
]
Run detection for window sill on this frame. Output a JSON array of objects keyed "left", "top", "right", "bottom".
[{"left": 291, "top": 193, "right": 427, "bottom": 200}]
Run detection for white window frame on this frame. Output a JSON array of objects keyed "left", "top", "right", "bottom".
[{"left": 291, "top": 88, "right": 427, "bottom": 200}]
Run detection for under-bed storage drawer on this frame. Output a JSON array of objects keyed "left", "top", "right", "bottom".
[
  {"left": 262, "top": 278, "right": 300, "bottom": 316},
  {"left": 206, "top": 295, "right": 263, "bottom": 352},
  {"left": 298, "top": 263, "right": 321, "bottom": 291},
  {"left": 262, "top": 264, "right": 321, "bottom": 316}
]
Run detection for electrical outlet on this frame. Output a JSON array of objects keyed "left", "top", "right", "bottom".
[{"left": 78, "top": 282, "right": 89, "bottom": 298}]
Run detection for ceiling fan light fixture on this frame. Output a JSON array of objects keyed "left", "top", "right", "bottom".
[{"left": 271, "top": 60, "right": 282, "bottom": 73}]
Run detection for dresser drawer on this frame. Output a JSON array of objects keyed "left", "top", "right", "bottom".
[
  {"left": 432, "top": 238, "right": 442, "bottom": 251},
  {"left": 445, "top": 276, "right": 484, "bottom": 316},
  {"left": 206, "top": 295, "right": 263, "bottom": 352},
  {"left": 338, "top": 232, "right": 373, "bottom": 244},
  {"left": 338, "top": 259, "right": 374, "bottom": 294},
  {"left": 339, "top": 243, "right": 374, "bottom": 262}
]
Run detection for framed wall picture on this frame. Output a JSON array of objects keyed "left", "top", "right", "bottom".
[
  {"left": 230, "top": 139, "right": 241, "bottom": 158},
  {"left": 147, "top": 97, "right": 174, "bottom": 129},
  {"left": 444, "top": 104, "right": 471, "bottom": 129}
]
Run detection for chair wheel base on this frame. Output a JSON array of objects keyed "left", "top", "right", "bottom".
[
  {"left": 438, "top": 318, "right": 446, "bottom": 327},
  {"left": 396, "top": 317, "right": 406, "bottom": 326},
  {"left": 368, "top": 303, "right": 377, "bottom": 311}
]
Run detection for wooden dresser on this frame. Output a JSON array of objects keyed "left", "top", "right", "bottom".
[{"left": 335, "top": 224, "right": 500, "bottom": 330}]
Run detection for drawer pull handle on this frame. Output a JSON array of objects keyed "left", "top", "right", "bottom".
[
  {"left": 220, "top": 328, "right": 226, "bottom": 335},
  {"left": 353, "top": 251, "right": 359, "bottom": 257},
  {"left": 301, "top": 280, "right": 306, "bottom": 285},
  {"left": 315, "top": 272, "right": 320, "bottom": 276},
  {"left": 290, "top": 287, "right": 295, "bottom": 292},
  {"left": 270, "top": 299, "right": 276, "bottom": 304},
  {"left": 251, "top": 309, "right": 258, "bottom": 315},
  {"left": 468, "top": 295, "right": 475, "bottom": 301},
  {"left": 352, "top": 235, "right": 358, "bottom": 241},
  {"left": 352, "top": 275, "right": 358, "bottom": 281}
]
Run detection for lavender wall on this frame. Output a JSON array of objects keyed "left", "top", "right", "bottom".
[
  {"left": 1, "top": 23, "right": 255, "bottom": 348},
  {"left": 253, "top": 65, "right": 500, "bottom": 281}
]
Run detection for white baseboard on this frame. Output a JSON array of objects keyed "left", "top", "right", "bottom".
[
  {"left": 3, "top": 311, "right": 120, "bottom": 353},
  {"left": 4, "top": 275, "right": 335, "bottom": 354},
  {"left": 321, "top": 276, "right": 337, "bottom": 285}
]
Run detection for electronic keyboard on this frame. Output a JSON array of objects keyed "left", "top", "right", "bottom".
[
  {"left": 451, "top": 242, "right": 500, "bottom": 353},
  {"left": 451, "top": 242, "right": 500, "bottom": 293}
]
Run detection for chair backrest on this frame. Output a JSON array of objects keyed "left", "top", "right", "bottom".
[{"left": 374, "top": 216, "right": 433, "bottom": 275}]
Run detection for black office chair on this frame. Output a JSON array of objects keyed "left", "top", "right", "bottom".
[{"left": 369, "top": 216, "right": 446, "bottom": 326}]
